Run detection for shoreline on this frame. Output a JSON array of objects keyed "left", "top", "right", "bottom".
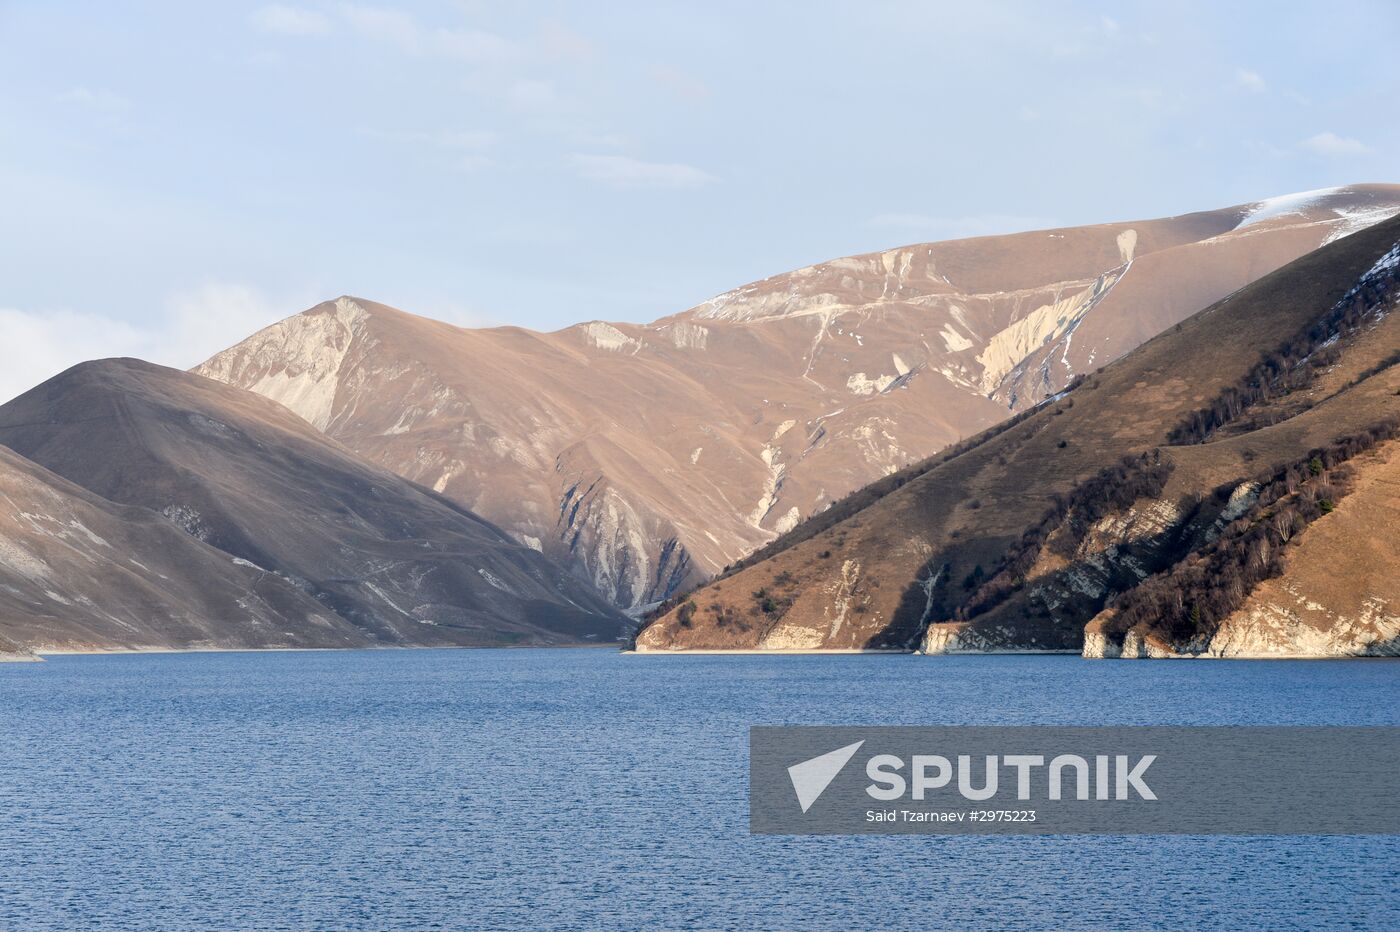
[
  {"left": 628, "top": 647, "right": 908, "bottom": 655},
  {"left": 29, "top": 641, "right": 624, "bottom": 658},
  {"left": 13, "top": 643, "right": 1395, "bottom": 660}
]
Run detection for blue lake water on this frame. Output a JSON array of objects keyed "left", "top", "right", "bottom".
[{"left": 2, "top": 649, "right": 1397, "bottom": 930}]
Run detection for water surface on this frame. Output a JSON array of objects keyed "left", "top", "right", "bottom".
[{"left": 2, "top": 650, "right": 1396, "bottom": 929}]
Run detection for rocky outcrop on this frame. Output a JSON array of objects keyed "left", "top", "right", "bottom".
[
  {"left": 1207, "top": 597, "right": 1400, "bottom": 658},
  {"left": 1202, "top": 440, "right": 1400, "bottom": 658}
]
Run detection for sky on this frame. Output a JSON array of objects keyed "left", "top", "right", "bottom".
[{"left": 0, "top": 0, "right": 1396, "bottom": 401}]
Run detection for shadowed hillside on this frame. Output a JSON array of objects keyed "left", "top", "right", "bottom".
[{"left": 0, "top": 360, "right": 626, "bottom": 650}]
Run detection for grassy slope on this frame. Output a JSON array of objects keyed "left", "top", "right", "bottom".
[{"left": 638, "top": 213, "right": 1400, "bottom": 651}]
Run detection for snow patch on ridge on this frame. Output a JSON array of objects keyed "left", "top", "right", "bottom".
[
  {"left": 1322, "top": 204, "right": 1400, "bottom": 245},
  {"left": 1236, "top": 186, "right": 1346, "bottom": 229}
]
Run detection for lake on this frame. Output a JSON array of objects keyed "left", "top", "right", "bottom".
[{"left": 2, "top": 649, "right": 1397, "bottom": 929}]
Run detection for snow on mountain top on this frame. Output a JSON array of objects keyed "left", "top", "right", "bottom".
[{"left": 1236, "top": 186, "right": 1348, "bottom": 229}]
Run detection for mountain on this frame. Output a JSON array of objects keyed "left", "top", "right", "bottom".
[
  {"left": 0, "top": 360, "right": 626, "bottom": 651},
  {"left": 636, "top": 213, "right": 1400, "bottom": 657},
  {"left": 197, "top": 185, "right": 1400, "bottom": 611}
]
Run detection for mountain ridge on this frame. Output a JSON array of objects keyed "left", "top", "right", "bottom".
[
  {"left": 197, "top": 185, "right": 1400, "bottom": 611},
  {"left": 0, "top": 358, "right": 627, "bottom": 651},
  {"left": 636, "top": 211, "right": 1400, "bottom": 656}
]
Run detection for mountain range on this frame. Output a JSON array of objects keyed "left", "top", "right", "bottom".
[
  {"left": 196, "top": 184, "right": 1400, "bottom": 611},
  {"left": 1, "top": 183, "right": 1398, "bottom": 659}
]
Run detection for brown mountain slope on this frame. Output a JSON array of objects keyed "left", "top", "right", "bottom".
[
  {"left": 0, "top": 360, "right": 626, "bottom": 648},
  {"left": 636, "top": 213, "right": 1400, "bottom": 656},
  {"left": 196, "top": 185, "right": 1400, "bottom": 610},
  {"left": 0, "top": 443, "right": 364, "bottom": 654}
]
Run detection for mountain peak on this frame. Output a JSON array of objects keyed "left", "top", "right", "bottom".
[
  {"left": 0, "top": 356, "right": 627, "bottom": 648},
  {"left": 197, "top": 188, "right": 1400, "bottom": 612}
]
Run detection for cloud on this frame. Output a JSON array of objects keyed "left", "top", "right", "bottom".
[
  {"left": 1300, "top": 132, "right": 1373, "bottom": 156},
  {"left": 1235, "top": 68, "right": 1266, "bottom": 93},
  {"left": 251, "top": 5, "right": 330, "bottom": 36},
  {"left": 0, "top": 307, "right": 148, "bottom": 404},
  {"left": 341, "top": 5, "right": 516, "bottom": 62},
  {"left": 163, "top": 283, "right": 290, "bottom": 366},
  {"left": 0, "top": 284, "right": 293, "bottom": 405},
  {"left": 570, "top": 154, "right": 716, "bottom": 188},
  {"left": 867, "top": 213, "right": 1057, "bottom": 240}
]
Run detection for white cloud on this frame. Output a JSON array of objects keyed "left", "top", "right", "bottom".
[
  {"left": 1236, "top": 68, "right": 1266, "bottom": 93},
  {"left": 0, "top": 284, "right": 293, "bottom": 405},
  {"left": 866, "top": 213, "right": 1056, "bottom": 239},
  {"left": 341, "top": 5, "right": 516, "bottom": 62},
  {"left": 1300, "top": 132, "right": 1373, "bottom": 156},
  {"left": 0, "top": 307, "right": 148, "bottom": 404},
  {"left": 163, "top": 283, "right": 289, "bottom": 367},
  {"left": 570, "top": 154, "right": 716, "bottom": 188},
  {"left": 251, "top": 5, "right": 330, "bottom": 36}
]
